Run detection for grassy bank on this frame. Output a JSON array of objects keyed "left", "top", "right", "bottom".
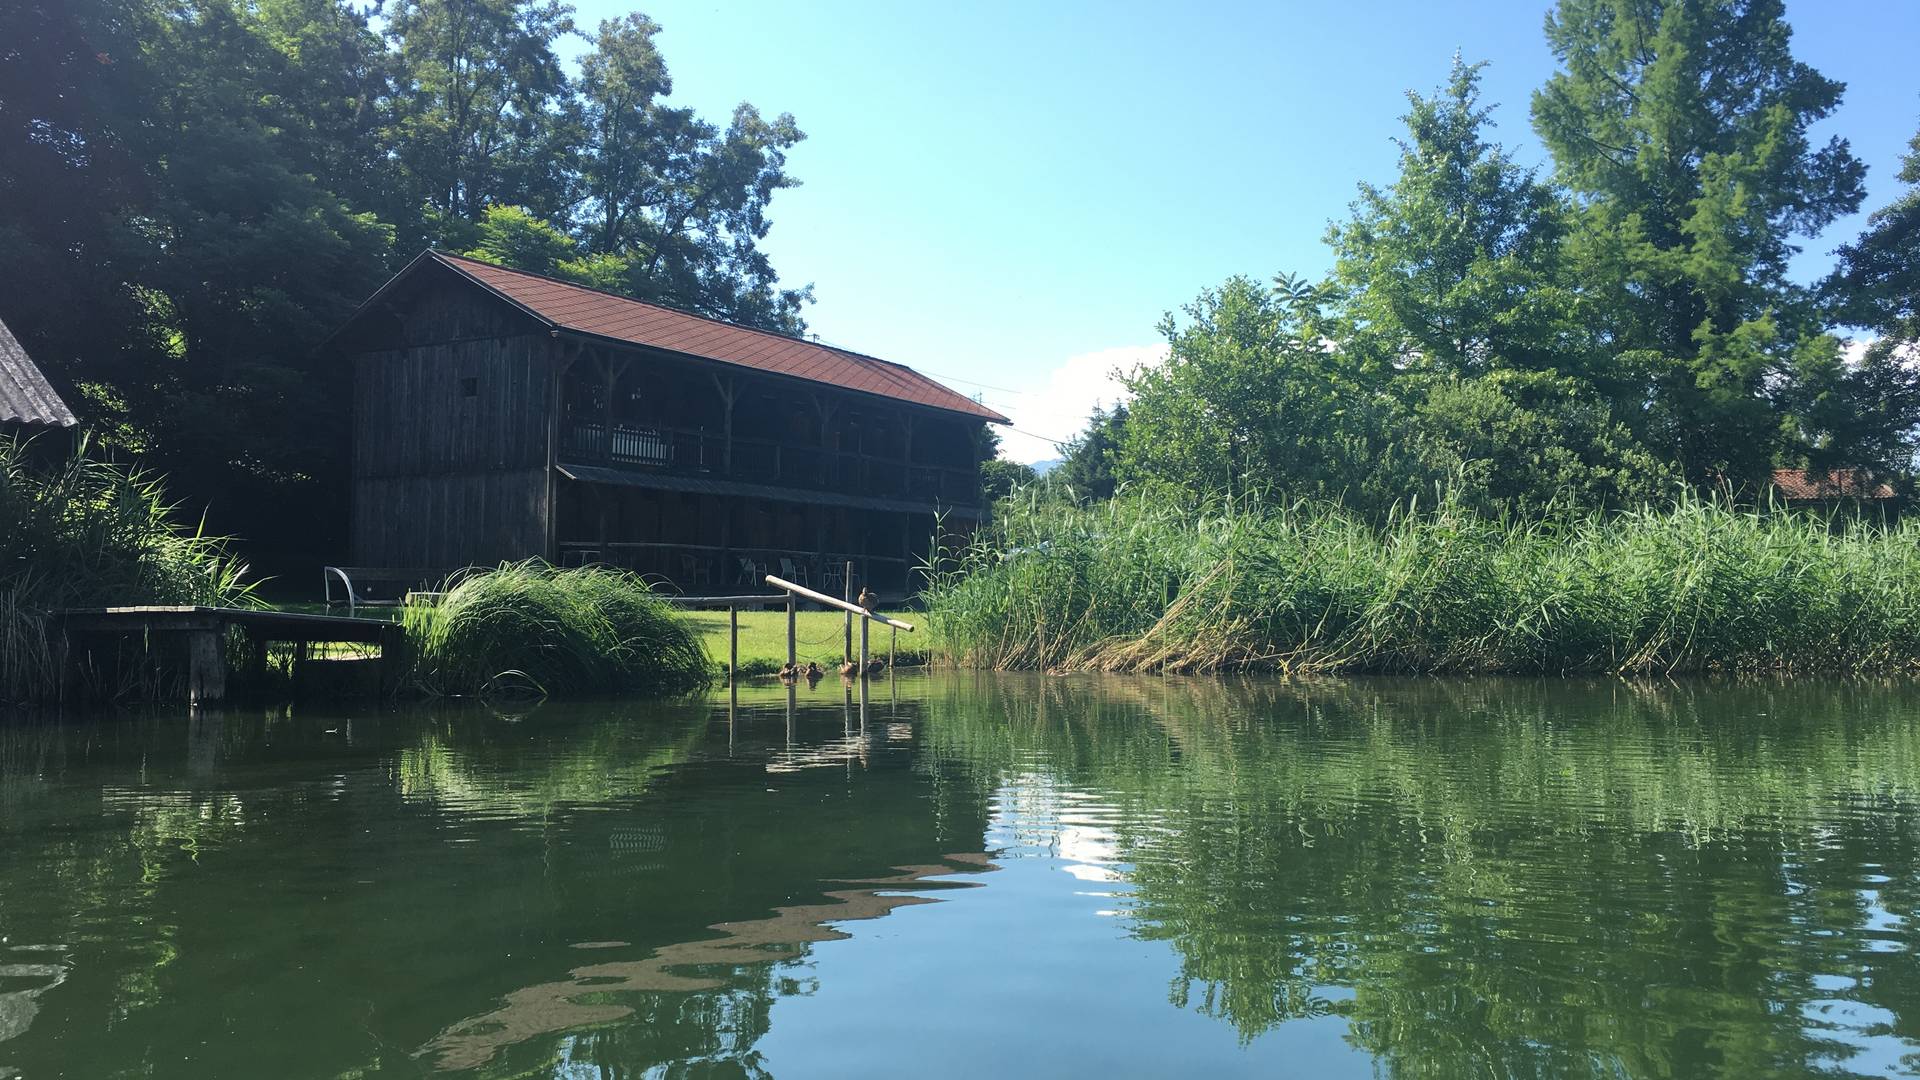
[
  {"left": 923, "top": 493, "right": 1920, "bottom": 676},
  {"left": 401, "top": 562, "right": 710, "bottom": 698},
  {"left": 2, "top": 437, "right": 255, "bottom": 701},
  {"left": 682, "top": 608, "right": 928, "bottom": 676}
]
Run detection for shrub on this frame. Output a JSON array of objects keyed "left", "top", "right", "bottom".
[{"left": 401, "top": 562, "right": 711, "bottom": 698}]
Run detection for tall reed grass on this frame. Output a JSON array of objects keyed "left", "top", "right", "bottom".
[
  {"left": 922, "top": 492, "right": 1920, "bottom": 676},
  {"left": 401, "top": 562, "right": 711, "bottom": 698},
  {"left": 1, "top": 435, "right": 255, "bottom": 700}
]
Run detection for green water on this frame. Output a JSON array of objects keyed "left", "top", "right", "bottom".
[{"left": 3, "top": 676, "right": 1920, "bottom": 1078}]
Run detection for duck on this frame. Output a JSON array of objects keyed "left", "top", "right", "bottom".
[
  {"left": 867, "top": 658, "right": 887, "bottom": 675},
  {"left": 803, "top": 661, "right": 823, "bottom": 684},
  {"left": 857, "top": 586, "right": 879, "bottom": 611},
  {"left": 776, "top": 662, "right": 798, "bottom": 683},
  {"left": 839, "top": 660, "right": 859, "bottom": 678}
]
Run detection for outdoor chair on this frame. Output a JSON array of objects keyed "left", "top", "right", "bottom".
[
  {"left": 779, "top": 557, "right": 810, "bottom": 587},
  {"left": 680, "top": 553, "right": 712, "bottom": 587}
]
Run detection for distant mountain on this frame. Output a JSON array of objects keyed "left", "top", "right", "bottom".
[{"left": 1028, "top": 458, "right": 1064, "bottom": 476}]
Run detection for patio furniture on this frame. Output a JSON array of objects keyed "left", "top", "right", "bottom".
[
  {"left": 322, "top": 567, "right": 446, "bottom": 615},
  {"left": 680, "top": 553, "right": 712, "bottom": 587}
]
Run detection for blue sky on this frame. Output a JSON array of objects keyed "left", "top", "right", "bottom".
[{"left": 567, "top": 0, "right": 1920, "bottom": 462}]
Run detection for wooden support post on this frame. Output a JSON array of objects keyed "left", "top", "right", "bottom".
[
  {"left": 52, "top": 627, "right": 71, "bottom": 705},
  {"left": 186, "top": 629, "right": 226, "bottom": 705},
  {"left": 860, "top": 614, "right": 869, "bottom": 679},
  {"left": 599, "top": 350, "right": 615, "bottom": 463},
  {"left": 545, "top": 338, "right": 580, "bottom": 563},
  {"left": 729, "top": 605, "right": 739, "bottom": 685},
  {"left": 890, "top": 624, "right": 897, "bottom": 674},
  {"left": 711, "top": 373, "right": 736, "bottom": 476},
  {"left": 246, "top": 635, "right": 268, "bottom": 696},
  {"left": 786, "top": 592, "right": 797, "bottom": 668},
  {"left": 811, "top": 392, "right": 838, "bottom": 486},
  {"left": 901, "top": 412, "right": 916, "bottom": 497},
  {"left": 379, "top": 623, "right": 406, "bottom": 698},
  {"left": 842, "top": 560, "right": 853, "bottom": 664}
]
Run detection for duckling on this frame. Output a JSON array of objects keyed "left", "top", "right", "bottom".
[{"left": 857, "top": 586, "right": 878, "bottom": 611}]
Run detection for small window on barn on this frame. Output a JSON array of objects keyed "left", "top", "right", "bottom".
[{"left": 460, "top": 377, "right": 478, "bottom": 398}]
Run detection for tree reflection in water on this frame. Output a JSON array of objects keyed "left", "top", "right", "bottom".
[
  {"left": 0, "top": 677, "right": 1918, "bottom": 1078},
  {"left": 918, "top": 675, "right": 1920, "bottom": 1076}
]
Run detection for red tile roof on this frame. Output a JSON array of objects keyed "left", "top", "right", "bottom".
[
  {"left": 1771, "top": 468, "right": 1896, "bottom": 500},
  {"left": 427, "top": 252, "right": 1008, "bottom": 423}
]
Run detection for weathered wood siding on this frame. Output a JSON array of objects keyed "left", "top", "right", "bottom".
[{"left": 350, "top": 275, "right": 555, "bottom": 568}]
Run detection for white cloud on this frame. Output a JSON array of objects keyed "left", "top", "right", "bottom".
[
  {"left": 998, "top": 343, "right": 1166, "bottom": 464},
  {"left": 1840, "top": 335, "right": 1920, "bottom": 370}
]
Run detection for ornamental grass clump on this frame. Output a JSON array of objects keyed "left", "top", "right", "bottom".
[
  {"left": 923, "top": 489, "right": 1920, "bottom": 677},
  {"left": 1, "top": 435, "right": 255, "bottom": 701},
  {"left": 402, "top": 562, "right": 710, "bottom": 698}
]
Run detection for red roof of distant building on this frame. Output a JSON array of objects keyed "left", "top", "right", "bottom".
[
  {"left": 1771, "top": 468, "right": 1896, "bottom": 500},
  {"left": 393, "top": 251, "right": 1008, "bottom": 424}
]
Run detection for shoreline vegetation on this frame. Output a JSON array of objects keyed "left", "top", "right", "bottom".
[
  {"left": 922, "top": 492, "right": 1920, "bottom": 677},
  {"left": 400, "top": 562, "right": 710, "bottom": 699},
  {"left": 1, "top": 436, "right": 255, "bottom": 702}
]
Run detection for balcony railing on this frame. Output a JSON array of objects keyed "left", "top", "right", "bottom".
[{"left": 561, "top": 421, "right": 980, "bottom": 505}]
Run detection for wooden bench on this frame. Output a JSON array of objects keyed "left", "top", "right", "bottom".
[
  {"left": 52, "top": 606, "right": 405, "bottom": 704},
  {"left": 322, "top": 567, "right": 447, "bottom": 613}
]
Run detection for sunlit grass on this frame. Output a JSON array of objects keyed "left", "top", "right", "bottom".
[
  {"left": 681, "top": 608, "right": 927, "bottom": 675},
  {"left": 400, "top": 562, "right": 711, "bottom": 698},
  {"left": 923, "top": 491, "right": 1920, "bottom": 676}
]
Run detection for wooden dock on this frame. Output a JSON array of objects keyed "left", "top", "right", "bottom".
[{"left": 52, "top": 606, "right": 405, "bottom": 704}]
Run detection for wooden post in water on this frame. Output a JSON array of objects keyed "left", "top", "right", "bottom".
[
  {"left": 842, "top": 560, "right": 853, "bottom": 664},
  {"left": 785, "top": 592, "right": 796, "bottom": 669},
  {"left": 890, "top": 624, "right": 897, "bottom": 674},
  {"left": 859, "top": 612, "right": 869, "bottom": 679},
  {"left": 186, "top": 629, "right": 225, "bottom": 705},
  {"left": 728, "top": 604, "right": 739, "bottom": 685}
]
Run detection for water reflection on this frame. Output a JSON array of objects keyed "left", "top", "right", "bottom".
[
  {"left": 423, "top": 853, "right": 994, "bottom": 1071},
  {"left": 0, "top": 677, "right": 1917, "bottom": 1077}
]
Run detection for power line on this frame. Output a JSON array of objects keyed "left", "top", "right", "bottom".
[
  {"left": 1003, "top": 426, "right": 1072, "bottom": 450},
  {"left": 918, "top": 369, "right": 1027, "bottom": 396}
]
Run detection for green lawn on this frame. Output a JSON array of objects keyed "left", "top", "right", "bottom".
[
  {"left": 277, "top": 599, "right": 924, "bottom": 676},
  {"left": 683, "top": 608, "right": 927, "bottom": 675}
]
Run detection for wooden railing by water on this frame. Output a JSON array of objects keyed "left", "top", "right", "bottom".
[
  {"left": 765, "top": 573, "right": 912, "bottom": 680},
  {"left": 663, "top": 574, "right": 913, "bottom": 686}
]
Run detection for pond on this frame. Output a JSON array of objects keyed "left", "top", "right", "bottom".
[{"left": 2, "top": 675, "right": 1919, "bottom": 1078}]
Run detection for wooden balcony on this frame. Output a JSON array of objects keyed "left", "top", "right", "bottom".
[
  {"left": 556, "top": 541, "right": 916, "bottom": 594},
  {"left": 559, "top": 422, "right": 981, "bottom": 506}
]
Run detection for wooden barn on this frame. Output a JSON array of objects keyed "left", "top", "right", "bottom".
[{"left": 331, "top": 251, "right": 1008, "bottom": 594}]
